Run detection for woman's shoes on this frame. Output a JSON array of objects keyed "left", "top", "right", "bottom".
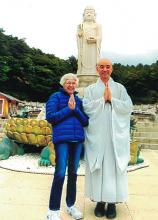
[
  {"left": 47, "top": 206, "right": 83, "bottom": 220},
  {"left": 67, "top": 205, "right": 83, "bottom": 219},
  {"left": 46, "top": 210, "right": 61, "bottom": 220},
  {"left": 106, "top": 203, "right": 116, "bottom": 219},
  {"left": 94, "top": 202, "right": 106, "bottom": 217}
]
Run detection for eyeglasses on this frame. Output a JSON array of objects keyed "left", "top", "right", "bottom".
[{"left": 65, "top": 82, "right": 77, "bottom": 86}]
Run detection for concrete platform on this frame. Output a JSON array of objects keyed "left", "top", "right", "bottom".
[{"left": 0, "top": 149, "right": 158, "bottom": 220}]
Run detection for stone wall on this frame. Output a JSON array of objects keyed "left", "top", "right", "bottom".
[{"left": 132, "top": 104, "right": 158, "bottom": 149}]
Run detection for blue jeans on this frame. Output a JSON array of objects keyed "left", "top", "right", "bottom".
[{"left": 49, "top": 142, "right": 83, "bottom": 210}]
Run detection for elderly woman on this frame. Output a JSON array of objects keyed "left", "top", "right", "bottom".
[{"left": 46, "top": 73, "right": 88, "bottom": 220}]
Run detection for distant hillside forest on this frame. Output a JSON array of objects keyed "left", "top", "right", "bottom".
[{"left": 0, "top": 28, "right": 158, "bottom": 104}]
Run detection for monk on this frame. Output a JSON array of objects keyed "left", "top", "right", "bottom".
[{"left": 83, "top": 58, "right": 133, "bottom": 219}]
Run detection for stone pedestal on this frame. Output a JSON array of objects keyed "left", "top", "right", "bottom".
[
  {"left": 77, "top": 74, "right": 98, "bottom": 87},
  {"left": 76, "top": 74, "right": 98, "bottom": 98}
]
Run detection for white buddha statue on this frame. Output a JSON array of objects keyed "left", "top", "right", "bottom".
[{"left": 77, "top": 6, "right": 102, "bottom": 76}]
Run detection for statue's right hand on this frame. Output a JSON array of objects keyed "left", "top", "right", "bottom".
[
  {"left": 87, "top": 38, "right": 96, "bottom": 43},
  {"left": 78, "top": 30, "right": 83, "bottom": 37}
]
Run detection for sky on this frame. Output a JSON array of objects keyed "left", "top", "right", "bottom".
[{"left": 0, "top": 0, "right": 158, "bottom": 65}]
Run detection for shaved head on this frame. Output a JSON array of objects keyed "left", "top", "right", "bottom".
[{"left": 97, "top": 58, "right": 112, "bottom": 67}]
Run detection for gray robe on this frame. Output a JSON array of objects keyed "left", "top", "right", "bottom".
[{"left": 83, "top": 78, "right": 133, "bottom": 202}]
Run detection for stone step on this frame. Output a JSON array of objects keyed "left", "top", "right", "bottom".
[
  {"left": 134, "top": 132, "right": 158, "bottom": 138},
  {"left": 140, "top": 143, "right": 158, "bottom": 150},
  {"left": 136, "top": 127, "right": 158, "bottom": 132},
  {"left": 136, "top": 122, "right": 158, "bottom": 129},
  {"left": 133, "top": 137, "right": 158, "bottom": 144}
]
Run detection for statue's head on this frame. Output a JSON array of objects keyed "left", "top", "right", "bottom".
[{"left": 83, "top": 5, "right": 96, "bottom": 22}]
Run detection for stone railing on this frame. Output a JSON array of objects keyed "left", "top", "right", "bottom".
[
  {"left": 0, "top": 119, "right": 8, "bottom": 141},
  {"left": 132, "top": 104, "right": 158, "bottom": 122}
]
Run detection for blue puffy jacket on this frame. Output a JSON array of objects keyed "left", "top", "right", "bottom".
[{"left": 46, "top": 88, "right": 88, "bottom": 144}]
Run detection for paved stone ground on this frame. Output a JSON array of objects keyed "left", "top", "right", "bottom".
[{"left": 0, "top": 149, "right": 158, "bottom": 220}]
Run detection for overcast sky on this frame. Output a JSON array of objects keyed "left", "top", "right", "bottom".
[{"left": 1, "top": 0, "right": 158, "bottom": 65}]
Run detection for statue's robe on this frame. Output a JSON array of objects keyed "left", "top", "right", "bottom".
[
  {"left": 83, "top": 78, "right": 133, "bottom": 202},
  {"left": 77, "top": 22, "right": 102, "bottom": 75}
]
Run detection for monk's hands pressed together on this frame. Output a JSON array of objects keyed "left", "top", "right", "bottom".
[
  {"left": 104, "top": 83, "right": 112, "bottom": 102},
  {"left": 68, "top": 94, "right": 76, "bottom": 110}
]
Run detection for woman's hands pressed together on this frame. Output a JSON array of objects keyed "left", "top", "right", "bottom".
[{"left": 68, "top": 94, "right": 76, "bottom": 110}]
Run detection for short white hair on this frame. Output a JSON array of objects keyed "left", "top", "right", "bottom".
[{"left": 60, "top": 73, "right": 79, "bottom": 86}]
